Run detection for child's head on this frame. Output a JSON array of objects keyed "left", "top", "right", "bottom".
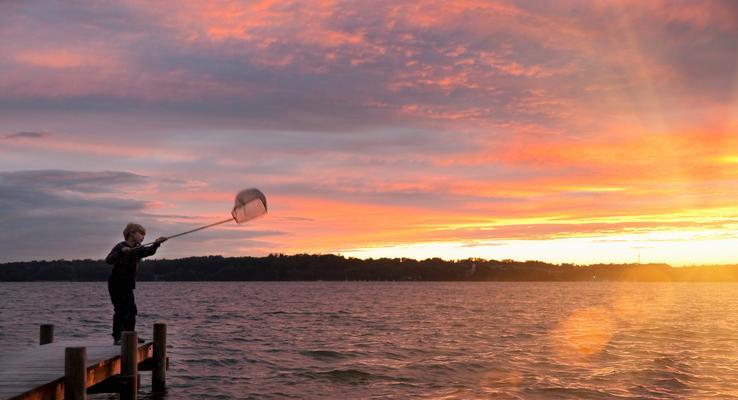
[{"left": 123, "top": 223, "right": 146, "bottom": 242}]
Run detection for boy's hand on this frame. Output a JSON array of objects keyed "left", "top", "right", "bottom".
[{"left": 154, "top": 237, "right": 168, "bottom": 244}]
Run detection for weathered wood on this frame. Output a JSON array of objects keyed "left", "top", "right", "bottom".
[
  {"left": 152, "top": 323, "right": 166, "bottom": 392},
  {"left": 64, "top": 347, "right": 86, "bottom": 400},
  {"left": 39, "top": 325, "right": 54, "bottom": 345},
  {"left": 0, "top": 340, "right": 152, "bottom": 400},
  {"left": 120, "top": 332, "right": 138, "bottom": 400}
]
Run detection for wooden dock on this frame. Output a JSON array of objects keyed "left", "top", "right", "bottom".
[{"left": 0, "top": 324, "right": 167, "bottom": 400}]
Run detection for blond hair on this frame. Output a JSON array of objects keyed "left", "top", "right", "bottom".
[{"left": 123, "top": 223, "right": 146, "bottom": 240}]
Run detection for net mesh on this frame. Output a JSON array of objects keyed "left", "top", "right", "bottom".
[{"left": 231, "top": 188, "right": 268, "bottom": 223}]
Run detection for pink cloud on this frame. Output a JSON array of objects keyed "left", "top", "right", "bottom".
[
  {"left": 13, "top": 49, "right": 105, "bottom": 69},
  {"left": 0, "top": 132, "right": 197, "bottom": 162}
]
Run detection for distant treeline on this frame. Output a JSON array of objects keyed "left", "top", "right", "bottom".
[{"left": 3, "top": 254, "right": 738, "bottom": 282}]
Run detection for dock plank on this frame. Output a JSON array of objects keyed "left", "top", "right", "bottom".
[{"left": 0, "top": 340, "right": 152, "bottom": 400}]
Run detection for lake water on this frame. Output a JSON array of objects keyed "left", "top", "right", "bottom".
[{"left": 2, "top": 282, "right": 738, "bottom": 399}]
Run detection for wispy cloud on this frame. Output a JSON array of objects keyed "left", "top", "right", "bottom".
[{"left": 4, "top": 131, "right": 52, "bottom": 139}]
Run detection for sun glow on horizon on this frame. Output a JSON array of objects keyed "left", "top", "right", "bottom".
[
  {"left": 340, "top": 231, "right": 738, "bottom": 266},
  {"left": 717, "top": 156, "right": 738, "bottom": 164}
]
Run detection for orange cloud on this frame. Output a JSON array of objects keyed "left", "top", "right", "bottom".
[{"left": 14, "top": 49, "right": 93, "bottom": 69}]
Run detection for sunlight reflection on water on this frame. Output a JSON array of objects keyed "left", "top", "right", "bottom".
[{"left": 549, "top": 306, "right": 615, "bottom": 357}]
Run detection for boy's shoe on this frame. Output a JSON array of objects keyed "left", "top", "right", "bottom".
[{"left": 138, "top": 338, "right": 146, "bottom": 344}]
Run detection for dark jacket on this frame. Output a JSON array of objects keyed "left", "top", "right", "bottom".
[{"left": 105, "top": 241, "right": 160, "bottom": 289}]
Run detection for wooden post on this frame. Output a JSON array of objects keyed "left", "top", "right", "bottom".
[
  {"left": 39, "top": 324, "right": 54, "bottom": 345},
  {"left": 120, "top": 331, "right": 138, "bottom": 400},
  {"left": 152, "top": 323, "right": 167, "bottom": 392},
  {"left": 64, "top": 347, "right": 87, "bottom": 400}
]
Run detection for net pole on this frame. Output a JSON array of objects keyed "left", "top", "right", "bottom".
[
  {"left": 165, "top": 217, "right": 234, "bottom": 240},
  {"left": 141, "top": 217, "right": 234, "bottom": 246}
]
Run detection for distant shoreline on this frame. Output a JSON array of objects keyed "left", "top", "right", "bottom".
[{"left": 3, "top": 254, "right": 738, "bottom": 282}]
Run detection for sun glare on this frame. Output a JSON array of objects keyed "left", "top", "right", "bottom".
[{"left": 341, "top": 230, "right": 738, "bottom": 265}]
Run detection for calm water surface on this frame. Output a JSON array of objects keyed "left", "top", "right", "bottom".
[{"left": 2, "top": 282, "right": 738, "bottom": 399}]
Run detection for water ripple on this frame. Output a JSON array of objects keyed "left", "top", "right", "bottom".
[{"left": 3, "top": 282, "right": 738, "bottom": 398}]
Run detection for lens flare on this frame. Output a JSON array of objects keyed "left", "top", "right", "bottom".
[{"left": 549, "top": 306, "right": 615, "bottom": 358}]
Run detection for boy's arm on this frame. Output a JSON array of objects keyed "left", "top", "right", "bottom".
[
  {"left": 140, "top": 242, "right": 160, "bottom": 258},
  {"left": 131, "top": 237, "right": 167, "bottom": 258},
  {"left": 105, "top": 245, "right": 123, "bottom": 265}
]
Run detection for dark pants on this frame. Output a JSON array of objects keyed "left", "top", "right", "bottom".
[{"left": 108, "top": 280, "right": 137, "bottom": 341}]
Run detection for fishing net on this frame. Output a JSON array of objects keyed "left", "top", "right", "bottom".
[
  {"left": 145, "top": 188, "right": 268, "bottom": 244},
  {"left": 232, "top": 188, "right": 268, "bottom": 223}
]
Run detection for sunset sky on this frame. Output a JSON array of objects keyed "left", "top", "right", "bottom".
[{"left": 2, "top": 1, "right": 738, "bottom": 265}]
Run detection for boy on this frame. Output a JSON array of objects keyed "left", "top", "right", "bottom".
[{"left": 105, "top": 223, "right": 167, "bottom": 345}]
